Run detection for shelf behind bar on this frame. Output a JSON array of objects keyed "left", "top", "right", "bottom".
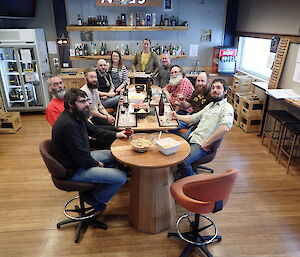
[
  {"left": 66, "top": 25, "right": 189, "bottom": 32},
  {"left": 70, "top": 55, "right": 187, "bottom": 61}
]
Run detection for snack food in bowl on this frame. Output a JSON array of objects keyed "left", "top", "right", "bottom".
[
  {"left": 156, "top": 137, "right": 180, "bottom": 155},
  {"left": 129, "top": 133, "right": 153, "bottom": 153}
]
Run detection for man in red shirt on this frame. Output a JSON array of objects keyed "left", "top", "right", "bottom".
[
  {"left": 45, "top": 76, "right": 65, "bottom": 126},
  {"left": 163, "top": 65, "right": 194, "bottom": 114}
]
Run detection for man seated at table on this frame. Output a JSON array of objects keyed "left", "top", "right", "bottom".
[
  {"left": 96, "top": 59, "right": 119, "bottom": 109},
  {"left": 46, "top": 75, "right": 126, "bottom": 150},
  {"left": 174, "top": 78, "right": 233, "bottom": 178},
  {"left": 174, "top": 72, "right": 210, "bottom": 114},
  {"left": 163, "top": 65, "right": 194, "bottom": 114},
  {"left": 81, "top": 69, "right": 116, "bottom": 129},
  {"left": 152, "top": 53, "right": 171, "bottom": 88},
  {"left": 52, "top": 88, "right": 127, "bottom": 211}
]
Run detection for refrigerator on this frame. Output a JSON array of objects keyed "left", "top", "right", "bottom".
[
  {"left": 212, "top": 46, "right": 237, "bottom": 74},
  {"left": 0, "top": 29, "right": 50, "bottom": 111}
]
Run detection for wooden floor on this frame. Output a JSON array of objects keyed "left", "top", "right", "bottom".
[{"left": 1, "top": 113, "right": 300, "bottom": 257}]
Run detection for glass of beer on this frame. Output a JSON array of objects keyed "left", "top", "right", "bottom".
[{"left": 125, "top": 128, "right": 133, "bottom": 139}]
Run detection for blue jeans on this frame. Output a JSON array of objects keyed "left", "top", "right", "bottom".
[
  {"left": 179, "top": 143, "right": 212, "bottom": 177},
  {"left": 70, "top": 150, "right": 127, "bottom": 204},
  {"left": 102, "top": 95, "right": 120, "bottom": 108}
]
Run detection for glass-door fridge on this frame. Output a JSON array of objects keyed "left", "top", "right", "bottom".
[{"left": 0, "top": 29, "right": 50, "bottom": 111}]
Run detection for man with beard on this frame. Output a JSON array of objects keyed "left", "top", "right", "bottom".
[
  {"left": 163, "top": 65, "right": 194, "bottom": 114},
  {"left": 81, "top": 69, "right": 116, "bottom": 128},
  {"left": 173, "top": 78, "right": 233, "bottom": 178},
  {"left": 96, "top": 59, "right": 119, "bottom": 109},
  {"left": 45, "top": 76, "right": 66, "bottom": 126},
  {"left": 152, "top": 53, "right": 171, "bottom": 88},
  {"left": 174, "top": 72, "right": 210, "bottom": 114},
  {"left": 52, "top": 88, "right": 127, "bottom": 211}
]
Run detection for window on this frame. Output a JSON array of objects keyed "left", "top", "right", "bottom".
[{"left": 237, "top": 37, "right": 272, "bottom": 80}]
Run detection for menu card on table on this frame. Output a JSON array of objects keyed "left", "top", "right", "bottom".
[{"left": 116, "top": 107, "right": 137, "bottom": 128}]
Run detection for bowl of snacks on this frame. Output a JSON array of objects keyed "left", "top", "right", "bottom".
[
  {"left": 155, "top": 137, "right": 181, "bottom": 155},
  {"left": 129, "top": 133, "right": 153, "bottom": 153}
]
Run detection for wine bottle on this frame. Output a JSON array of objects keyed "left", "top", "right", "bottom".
[
  {"left": 125, "top": 45, "right": 130, "bottom": 55},
  {"left": 159, "top": 15, "right": 164, "bottom": 26},
  {"left": 159, "top": 93, "right": 164, "bottom": 116}
]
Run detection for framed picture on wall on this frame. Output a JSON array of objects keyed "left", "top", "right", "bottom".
[{"left": 164, "top": 0, "right": 172, "bottom": 12}]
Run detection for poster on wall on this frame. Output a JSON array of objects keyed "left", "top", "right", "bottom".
[{"left": 164, "top": 0, "right": 172, "bottom": 11}]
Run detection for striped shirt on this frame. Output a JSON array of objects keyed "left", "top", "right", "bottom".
[
  {"left": 110, "top": 65, "right": 128, "bottom": 88},
  {"left": 189, "top": 98, "right": 234, "bottom": 145}
]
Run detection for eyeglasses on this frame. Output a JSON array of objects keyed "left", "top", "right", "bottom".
[{"left": 76, "top": 98, "right": 90, "bottom": 104}]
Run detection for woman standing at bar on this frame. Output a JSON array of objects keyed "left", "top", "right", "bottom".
[
  {"left": 109, "top": 50, "right": 128, "bottom": 94},
  {"left": 132, "top": 38, "right": 159, "bottom": 75}
]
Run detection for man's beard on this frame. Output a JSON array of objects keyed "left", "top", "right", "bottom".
[
  {"left": 52, "top": 88, "right": 66, "bottom": 100},
  {"left": 87, "top": 80, "right": 99, "bottom": 89},
  {"left": 71, "top": 104, "right": 90, "bottom": 120},
  {"left": 169, "top": 75, "right": 183, "bottom": 86},
  {"left": 208, "top": 92, "right": 225, "bottom": 102}
]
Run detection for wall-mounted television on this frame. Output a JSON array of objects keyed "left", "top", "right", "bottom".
[{"left": 0, "top": 0, "right": 36, "bottom": 19}]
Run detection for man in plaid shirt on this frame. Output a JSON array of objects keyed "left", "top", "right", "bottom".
[
  {"left": 163, "top": 65, "right": 194, "bottom": 114},
  {"left": 173, "top": 78, "right": 234, "bottom": 178}
]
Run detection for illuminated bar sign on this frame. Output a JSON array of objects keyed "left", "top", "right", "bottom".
[{"left": 96, "top": 0, "right": 163, "bottom": 7}]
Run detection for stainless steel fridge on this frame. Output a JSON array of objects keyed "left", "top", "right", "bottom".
[{"left": 0, "top": 29, "right": 50, "bottom": 111}]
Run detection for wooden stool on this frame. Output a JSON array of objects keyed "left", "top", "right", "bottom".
[
  {"left": 261, "top": 110, "right": 299, "bottom": 159},
  {"left": 278, "top": 123, "right": 300, "bottom": 173}
]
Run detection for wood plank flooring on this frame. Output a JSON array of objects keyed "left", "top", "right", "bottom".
[{"left": 0, "top": 113, "right": 300, "bottom": 257}]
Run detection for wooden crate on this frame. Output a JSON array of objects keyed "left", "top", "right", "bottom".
[
  {"left": 227, "top": 95, "right": 234, "bottom": 106},
  {"left": 0, "top": 112, "right": 22, "bottom": 134},
  {"left": 241, "top": 97, "right": 263, "bottom": 118},
  {"left": 233, "top": 92, "right": 256, "bottom": 112},
  {"left": 232, "top": 74, "right": 254, "bottom": 92},
  {"left": 227, "top": 86, "right": 235, "bottom": 99},
  {"left": 240, "top": 113, "right": 261, "bottom": 133},
  {"left": 233, "top": 109, "right": 241, "bottom": 127}
]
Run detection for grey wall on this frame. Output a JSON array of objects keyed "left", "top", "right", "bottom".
[
  {"left": 236, "top": 0, "right": 300, "bottom": 34},
  {"left": 65, "top": 0, "right": 227, "bottom": 69},
  {"left": 0, "top": 0, "right": 58, "bottom": 73}
]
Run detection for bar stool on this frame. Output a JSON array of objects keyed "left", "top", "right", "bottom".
[
  {"left": 261, "top": 110, "right": 300, "bottom": 159},
  {"left": 278, "top": 123, "right": 300, "bottom": 173}
]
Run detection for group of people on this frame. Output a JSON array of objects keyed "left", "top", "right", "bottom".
[{"left": 45, "top": 38, "right": 234, "bottom": 213}]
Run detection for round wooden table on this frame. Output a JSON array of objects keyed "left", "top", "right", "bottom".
[{"left": 111, "top": 133, "right": 190, "bottom": 233}]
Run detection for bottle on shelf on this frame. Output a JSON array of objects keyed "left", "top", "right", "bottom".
[
  {"left": 159, "top": 15, "right": 164, "bottom": 26},
  {"left": 164, "top": 15, "right": 169, "bottom": 26},
  {"left": 120, "top": 43, "right": 125, "bottom": 55},
  {"left": 123, "top": 84, "right": 128, "bottom": 107},
  {"left": 152, "top": 13, "right": 156, "bottom": 27},
  {"left": 79, "top": 45, "right": 83, "bottom": 56},
  {"left": 105, "top": 16, "right": 108, "bottom": 26},
  {"left": 93, "top": 43, "right": 98, "bottom": 55},
  {"left": 129, "top": 13, "right": 134, "bottom": 26},
  {"left": 141, "top": 17, "right": 146, "bottom": 26},
  {"left": 136, "top": 14, "right": 141, "bottom": 26},
  {"left": 104, "top": 44, "right": 108, "bottom": 55},
  {"left": 83, "top": 44, "right": 88, "bottom": 56},
  {"left": 125, "top": 45, "right": 130, "bottom": 55},
  {"left": 77, "top": 14, "right": 82, "bottom": 26},
  {"left": 159, "top": 93, "right": 164, "bottom": 116},
  {"left": 171, "top": 16, "right": 176, "bottom": 26},
  {"left": 97, "top": 16, "right": 102, "bottom": 26}
]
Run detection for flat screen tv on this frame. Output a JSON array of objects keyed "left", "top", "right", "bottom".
[{"left": 0, "top": 0, "right": 36, "bottom": 19}]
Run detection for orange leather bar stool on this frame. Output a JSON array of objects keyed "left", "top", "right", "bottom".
[
  {"left": 278, "top": 123, "right": 300, "bottom": 173},
  {"left": 168, "top": 169, "right": 237, "bottom": 257}
]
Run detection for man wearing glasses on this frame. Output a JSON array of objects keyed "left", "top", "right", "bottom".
[
  {"left": 52, "top": 88, "right": 127, "bottom": 212},
  {"left": 163, "top": 65, "right": 194, "bottom": 114}
]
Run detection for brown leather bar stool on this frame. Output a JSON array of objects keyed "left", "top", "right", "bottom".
[
  {"left": 278, "top": 123, "right": 300, "bottom": 173},
  {"left": 261, "top": 110, "right": 299, "bottom": 159}
]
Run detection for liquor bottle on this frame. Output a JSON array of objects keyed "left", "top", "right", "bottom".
[
  {"left": 141, "top": 18, "right": 146, "bottom": 26},
  {"left": 120, "top": 43, "right": 125, "bottom": 55},
  {"left": 83, "top": 44, "right": 88, "bottom": 56},
  {"left": 100, "top": 43, "right": 104, "bottom": 56},
  {"left": 75, "top": 45, "right": 80, "bottom": 56},
  {"left": 136, "top": 14, "right": 141, "bottom": 26},
  {"left": 87, "top": 16, "right": 91, "bottom": 26},
  {"left": 164, "top": 15, "right": 169, "bottom": 26},
  {"left": 77, "top": 14, "right": 82, "bottom": 26},
  {"left": 123, "top": 85, "right": 128, "bottom": 107},
  {"left": 105, "top": 16, "right": 108, "bottom": 25},
  {"left": 129, "top": 13, "right": 133, "bottom": 26},
  {"left": 104, "top": 44, "right": 107, "bottom": 55},
  {"left": 98, "top": 16, "right": 102, "bottom": 25},
  {"left": 79, "top": 45, "right": 83, "bottom": 56},
  {"left": 93, "top": 43, "right": 98, "bottom": 55},
  {"left": 171, "top": 16, "right": 176, "bottom": 26},
  {"left": 125, "top": 45, "right": 130, "bottom": 55},
  {"left": 158, "top": 93, "right": 164, "bottom": 116},
  {"left": 152, "top": 13, "right": 156, "bottom": 27},
  {"left": 159, "top": 15, "right": 164, "bottom": 26}
]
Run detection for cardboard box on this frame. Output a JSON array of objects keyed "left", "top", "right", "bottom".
[{"left": 0, "top": 112, "right": 22, "bottom": 134}]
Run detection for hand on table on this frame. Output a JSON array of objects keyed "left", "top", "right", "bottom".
[{"left": 116, "top": 130, "right": 127, "bottom": 139}]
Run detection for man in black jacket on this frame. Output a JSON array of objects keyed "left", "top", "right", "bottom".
[{"left": 52, "top": 88, "right": 127, "bottom": 211}]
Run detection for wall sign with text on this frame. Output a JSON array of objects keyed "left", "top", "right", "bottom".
[{"left": 96, "top": 0, "right": 163, "bottom": 7}]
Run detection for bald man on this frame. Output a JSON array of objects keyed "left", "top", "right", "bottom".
[{"left": 96, "top": 58, "right": 119, "bottom": 108}]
